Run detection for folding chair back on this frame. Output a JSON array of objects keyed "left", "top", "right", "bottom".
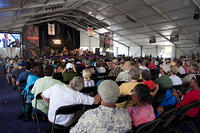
[
  {"left": 116, "top": 81, "right": 125, "bottom": 86},
  {"left": 135, "top": 118, "right": 161, "bottom": 133},
  {"left": 34, "top": 92, "right": 43, "bottom": 132},
  {"left": 116, "top": 95, "right": 131, "bottom": 103},
  {"left": 51, "top": 104, "right": 83, "bottom": 133},
  {"left": 80, "top": 86, "right": 97, "bottom": 96},
  {"left": 163, "top": 100, "right": 200, "bottom": 132}
]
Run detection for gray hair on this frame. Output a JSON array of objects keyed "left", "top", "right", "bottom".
[
  {"left": 129, "top": 67, "right": 140, "bottom": 80},
  {"left": 71, "top": 76, "right": 84, "bottom": 91}
]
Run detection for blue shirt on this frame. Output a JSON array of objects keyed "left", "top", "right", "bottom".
[
  {"left": 21, "top": 75, "right": 40, "bottom": 98},
  {"left": 17, "top": 70, "right": 34, "bottom": 89}
]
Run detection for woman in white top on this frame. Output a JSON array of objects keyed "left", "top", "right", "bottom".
[
  {"left": 96, "top": 61, "right": 106, "bottom": 74},
  {"left": 82, "top": 69, "right": 95, "bottom": 87}
]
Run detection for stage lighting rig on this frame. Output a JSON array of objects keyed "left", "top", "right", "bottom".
[{"left": 45, "top": 4, "right": 62, "bottom": 11}]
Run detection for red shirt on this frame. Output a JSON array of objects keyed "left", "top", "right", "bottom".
[
  {"left": 176, "top": 89, "right": 200, "bottom": 117},
  {"left": 142, "top": 80, "right": 156, "bottom": 90},
  {"left": 147, "top": 63, "right": 157, "bottom": 70}
]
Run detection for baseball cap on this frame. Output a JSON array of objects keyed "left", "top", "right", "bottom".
[
  {"left": 18, "top": 61, "right": 25, "bottom": 66},
  {"left": 97, "top": 80, "right": 120, "bottom": 104}
]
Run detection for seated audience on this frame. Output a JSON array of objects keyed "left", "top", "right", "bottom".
[
  {"left": 116, "top": 67, "right": 141, "bottom": 108},
  {"left": 169, "top": 66, "right": 182, "bottom": 86},
  {"left": 142, "top": 70, "right": 156, "bottom": 90},
  {"left": 173, "top": 75, "right": 200, "bottom": 117},
  {"left": 116, "top": 61, "right": 132, "bottom": 82},
  {"left": 16, "top": 62, "right": 34, "bottom": 90},
  {"left": 83, "top": 60, "right": 97, "bottom": 76},
  {"left": 127, "top": 84, "right": 155, "bottom": 127},
  {"left": 82, "top": 69, "right": 95, "bottom": 87},
  {"left": 5, "top": 59, "right": 14, "bottom": 84},
  {"left": 147, "top": 60, "right": 157, "bottom": 70},
  {"left": 108, "top": 59, "right": 123, "bottom": 77},
  {"left": 63, "top": 58, "right": 76, "bottom": 73},
  {"left": 70, "top": 80, "right": 132, "bottom": 133},
  {"left": 178, "top": 61, "right": 186, "bottom": 75},
  {"left": 31, "top": 65, "right": 64, "bottom": 115},
  {"left": 41, "top": 76, "right": 98, "bottom": 126},
  {"left": 11, "top": 61, "right": 26, "bottom": 88},
  {"left": 96, "top": 61, "right": 106, "bottom": 74},
  {"left": 62, "top": 62, "right": 77, "bottom": 84},
  {"left": 22, "top": 65, "right": 43, "bottom": 99},
  {"left": 154, "top": 67, "right": 172, "bottom": 105},
  {"left": 54, "top": 64, "right": 64, "bottom": 73},
  {"left": 139, "top": 61, "right": 149, "bottom": 71}
]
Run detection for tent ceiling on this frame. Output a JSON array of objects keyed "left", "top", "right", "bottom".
[{"left": 0, "top": 0, "right": 200, "bottom": 48}]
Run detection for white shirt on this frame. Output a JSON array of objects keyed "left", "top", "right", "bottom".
[
  {"left": 169, "top": 75, "right": 182, "bottom": 86},
  {"left": 179, "top": 66, "right": 186, "bottom": 74},
  {"left": 42, "top": 84, "right": 94, "bottom": 126},
  {"left": 139, "top": 65, "right": 150, "bottom": 71},
  {"left": 115, "top": 70, "right": 130, "bottom": 82},
  {"left": 96, "top": 67, "right": 106, "bottom": 74},
  {"left": 65, "top": 63, "right": 73, "bottom": 69}
]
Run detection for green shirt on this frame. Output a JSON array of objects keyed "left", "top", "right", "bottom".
[
  {"left": 31, "top": 76, "right": 64, "bottom": 114},
  {"left": 62, "top": 72, "right": 78, "bottom": 83},
  {"left": 155, "top": 74, "right": 172, "bottom": 104}
]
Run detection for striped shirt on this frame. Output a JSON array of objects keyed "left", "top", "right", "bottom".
[{"left": 84, "top": 80, "right": 95, "bottom": 87}]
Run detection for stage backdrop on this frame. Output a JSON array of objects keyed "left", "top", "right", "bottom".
[
  {"left": 23, "top": 25, "right": 40, "bottom": 58},
  {"left": 39, "top": 21, "right": 80, "bottom": 54}
]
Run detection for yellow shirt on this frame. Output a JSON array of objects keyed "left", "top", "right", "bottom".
[
  {"left": 120, "top": 81, "right": 141, "bottom": 95},
  {"left": 116, "top": 81, "right": 142, "bottom": 109}
]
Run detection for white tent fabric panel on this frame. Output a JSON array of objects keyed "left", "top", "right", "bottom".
[
  {"left": 130, "top": 46, "right": 141, "bottom": 57},
  {"left": 113, "top": 42, "right": 128, "bottom": 56},
  {"left": 142, "top": 46, "right": 157, "bottom": 57},
  {"left": 80, "top": 31, "right": 100, "bottom": 49}
]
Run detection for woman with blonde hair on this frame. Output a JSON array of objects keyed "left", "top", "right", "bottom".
[{"left": 82, "top": 69, "right": 95, "bottom": 87}]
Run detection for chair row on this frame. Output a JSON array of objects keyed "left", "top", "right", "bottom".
[{"left": 133, "top": 100, "right": 200, "bottom": 133}]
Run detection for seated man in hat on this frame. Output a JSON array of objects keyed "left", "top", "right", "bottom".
[{"left": 70, "top": 80, "right": 132, "bottom": 133}]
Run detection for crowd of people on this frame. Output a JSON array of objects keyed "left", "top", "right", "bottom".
[{"left": 2, "top": 52, "right": 200, "bottom": 132}]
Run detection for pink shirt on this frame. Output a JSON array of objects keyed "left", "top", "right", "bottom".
[{"left": 127, "top": 104, "right": 155, "bottom": 127}]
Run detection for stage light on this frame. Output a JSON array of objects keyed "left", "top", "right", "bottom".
[
  {"left": 53, "top": 39, "right": 61, "bottom": 45},
  {"left": 193, "top": 6, "right": 199, "bottom": 20}
]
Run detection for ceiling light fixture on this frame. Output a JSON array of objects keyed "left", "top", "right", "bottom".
[{"left": 126, "top": 15, "right": 136, "bottom": 23}]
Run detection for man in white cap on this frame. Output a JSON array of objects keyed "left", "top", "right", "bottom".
[{"left": 70, "top": 80, "right": 132, "bottom": 133}]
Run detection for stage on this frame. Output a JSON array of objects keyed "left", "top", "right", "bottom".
[{"left": 0, "top": 48, "right": 21, "bottom": 58}]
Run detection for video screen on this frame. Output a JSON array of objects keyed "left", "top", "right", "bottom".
[{"left": 0, "top": 33, "right": 21, "bottom": 48}]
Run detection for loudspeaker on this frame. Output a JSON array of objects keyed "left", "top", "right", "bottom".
[
  {"left": 39, "top": 25, "right": 48, "bottom": 48},
  {"left": 95, "top": 48, "right": 100, "bottom": 55},
  {"left": 55, "top": 23, "right": 63, "bottom": 35}
]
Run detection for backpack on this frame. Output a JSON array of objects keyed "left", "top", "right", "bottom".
[{"left": 21, "top": 95, "right": 32, "bottom": 121}]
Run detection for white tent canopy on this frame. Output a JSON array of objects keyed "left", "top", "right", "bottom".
[{"left": 0, "top": 0, "right": 200, "bottom": 58}]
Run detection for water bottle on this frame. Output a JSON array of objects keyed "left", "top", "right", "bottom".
[{"left": 26, "top": 95, "right": 31, "bottom": 103}]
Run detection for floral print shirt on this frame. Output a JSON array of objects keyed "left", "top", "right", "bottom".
[{"left": 70, "top": 105, "right": 132, "bottom": 133}]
